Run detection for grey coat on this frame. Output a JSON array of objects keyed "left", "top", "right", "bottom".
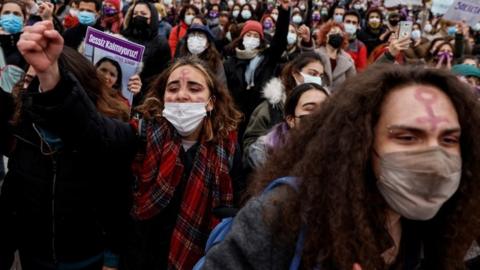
[
  {"left": 315, "top": 46, "right": 356, "bottom": 90},
  {"left": 202, "top": 186, "right": 298, "bottom": 269}
]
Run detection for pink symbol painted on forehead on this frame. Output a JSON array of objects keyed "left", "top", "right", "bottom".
[
  {"left": 179, "top": 68, "right": 190, "bottom": 84},
  {"left": 414, "top": 88, "right": 449, "bottom": 131}
]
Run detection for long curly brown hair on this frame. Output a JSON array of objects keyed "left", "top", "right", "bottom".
[
  {"left": 135, "top": 56, "right": 242, "bottom": 142},
  {"left": 250, "top": 64, "right": 480, "bottom": 269}
]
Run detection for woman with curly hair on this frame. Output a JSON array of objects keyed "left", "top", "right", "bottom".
[
  {"left": 315, "top": 21, "right": 356, "bottom": 89},
  {"left": 202, "top": 64, "right": 480, "bottom": 269},
  {"left": 11, "top": 20, "right": 244, "bottom": 270}
]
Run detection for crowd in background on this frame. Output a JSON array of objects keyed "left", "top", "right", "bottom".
[{"left": 1, "top": 0, "right": 480, "bottom": 269}]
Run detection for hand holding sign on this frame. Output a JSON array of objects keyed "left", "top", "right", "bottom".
[{"left": 17, "top": 20, "right": 63, "bottom": 91}]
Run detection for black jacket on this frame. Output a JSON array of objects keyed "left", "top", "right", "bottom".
[
  {"left": 121, "top": 2, "right": 172, "bottom": 106},
  {"left": 223, "top": 6, "right": 289, "bottom": 134},
  {"left": 0, "top": 69, "right": 137, "bottom": 264},
  {"left": 357, "top": 26, "right": 388, "bottom": 56}
]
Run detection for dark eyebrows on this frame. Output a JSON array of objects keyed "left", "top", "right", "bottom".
[
  {"left": 166, "top": 80, "right": 205, "bottom": 88},
  {"left": 302, "top": 102, "right": 318, "bottom": 108},
  {"left": 387, "top": 125, "right": 461, "bottom": 134}
]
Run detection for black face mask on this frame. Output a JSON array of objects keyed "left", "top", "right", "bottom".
[
  {"left": 389, "top": 18, "right": 399, "bottom": 26},
  {"left": 328, "top": 33, "right": 343, "bottom": 49},
  {"left": 131, "top": 15, "right": 152, "bottom": 38},
  {"left": 388, "top": 13, "right": 400, "bottom": 27}
]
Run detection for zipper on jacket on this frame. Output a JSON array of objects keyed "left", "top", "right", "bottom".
[{"left": 51, "top": 157, "right": 58, "bottom": 264}]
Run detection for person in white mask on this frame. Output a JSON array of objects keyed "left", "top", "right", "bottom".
[
  {"left": 342, "top": 10, "right": 368, "bottom": 71},
  {"left": 16, "top": 20, "right": 245, "bottom": 269},
  {"left": 201, "top": 64, "right": 480, "bottom": 270},
  {"left": 224, "top": 0, "right": 291, "bottom": 137},
  {"left": 237, "top": 3, "right": 255, "bottom": 23},
  {"left": 243, "top": 52, "right": 328, "bottom": 168},
  {"left": 168, "top": 4, "right": 199, "bottom": 56},
  {"left": 176, "top": 24, "right": 227, "bottom": 85}
]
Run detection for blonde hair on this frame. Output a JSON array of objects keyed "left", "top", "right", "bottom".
[{"left": 154, "top": 3, "right": 167, "bottom": 18}]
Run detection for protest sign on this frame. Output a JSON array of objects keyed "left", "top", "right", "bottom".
[
  {"left": 443, "top": 0, "right": 480, "bottom": 26},
  {"left": 84, "top": 27, "right": 145, "bottom": 105},
  {"left": 384, "top": 0, "right": 422, "bottom": 8},
  {"left": 431, "top": 0, "right": 455, "bottom": 15}
]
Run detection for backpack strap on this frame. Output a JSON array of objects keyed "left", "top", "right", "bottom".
[
  {"left": 263, "top": 177, "right": 305, "bottom": 270},
  {"left": 262, "top": 176, "right": 299, "bottom": 194}
]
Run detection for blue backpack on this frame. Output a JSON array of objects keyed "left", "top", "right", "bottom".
[{"left": 193, "top": 177, "right": 305, "bottom": 270}]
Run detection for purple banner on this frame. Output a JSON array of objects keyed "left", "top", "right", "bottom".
[{"left": 85, "top": 27, "right": 145, "bottom": 62}]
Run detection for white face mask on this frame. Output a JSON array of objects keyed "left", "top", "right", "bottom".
[
  {"left": 238, "top": 0, "right": 246, "bottom": 5},
  {"left": 411, "top": 29, "right": 421, "bottom": 40},
  {"left": 164, "top": 0, "right": 172, "bottom": 5},
  {"left": 184, "top": 14, "right": 195, "bottom": 25},
  {"left": 292, "top": 15, "right": 302, "bottom": 24},
  {"left": 287, "top": 32, "right": 297, "bottom": 45},
  {"left": 226, "top": 31, "right": 232, "bottom": 41},
  {"left": 242, "top": 36, "right": 260, "bottom": 50},
  {"left": 333, "top": 14, "right": 343, "bottom": 23},
  {"left": 69, "top": 8, "right": 78, "bottom": 17},
  {"left": 424, "top": 23, "right": 433, "bottom": 33},
  {"left": 271, "top": 13, "right": 278, "bottom": 21},
  {"left": 473, "top": 22, "right": 480, "bottom": 32},
  {"left": 232, "top": 10, "right": 240, "bottom": 17},
  {"left": 241, "top": 10, "right": 252, "bottom": 19},
  {"left": 187, "top": 35, "right": 208, "bottom": 55},
  {"left": 29, "top": 3, "right": 39, "bottom": 15},
  {"left": 301, "top": 72, "right": 322, "bottom": 85},
  {"left": 162, "top": 102, "right": 207, "bottom": 136},
  {"left": 344, "top": 23, "right": 357, "bottom": 35}
]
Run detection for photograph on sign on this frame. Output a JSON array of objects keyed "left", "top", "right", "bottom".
[{"left": 84, "top": 27, "right": 145, "bottom": 105}]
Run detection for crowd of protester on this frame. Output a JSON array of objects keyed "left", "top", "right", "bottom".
[{"left": 1, "top": 0, "right": 480, "bottom": 269}]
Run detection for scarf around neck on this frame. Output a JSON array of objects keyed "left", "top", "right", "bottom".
[{"left": 131, "top": 117, "right": 237, "bottom": 269}]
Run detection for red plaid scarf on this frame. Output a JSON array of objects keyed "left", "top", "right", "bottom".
[{"left": 131, "top": 118, "right": 236, "bottom": 269}]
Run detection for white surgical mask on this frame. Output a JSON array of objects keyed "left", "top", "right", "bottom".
[
  {"left": 232, "top": 10, "right": 240, "bottom": 17},
  {"left": 187, "top": 35, "right": 208, "bottom": 55},
  {"left": 300, "top": 72, "right": 322, "bottom": 85},
  {"left": 162, "top": 102, "right": 207, "bottom": 136},
  {"left": 473, "top": 22, "right": 480, "bottom": 32},
  {"left": 242, "top": 36, "right": 260, "bottom": 50},
  {"left": 271, "top": 13, "right": 278, "bottom": 21},
  {"left": 292, "top": 15, "right": 302, "bottom": 24},
  {"left": 333, "top": 14, "right": 343, "bottom": 23},
  {"left": 164, "top": 0, "right": 172, "bottom": 5},
  {"left": 344, "top": 23, "right": 357, "bottom": 35},
  {"left": 238, "top": 0, "right": 246, "bottom": 5},
  {"left": 287, "top": 32, "right": 297, "bottom": 45},
  {"left": 29, "top": 3, "right": 39, "bottom": 15},
  {"left": 69, "top": 8, "right": 78, "bottom": 17},
  {"left": 424, "top": 23, "right": 433, "bottom": 33},
  {"left": 184, "top": 14, "right": 195, "bottom": 25},
  {"left": 411, "top": 29, "right": 421, "bottom": 40},
  {"left": 241, "top": 10, "right": 252, "bottom": 19}
]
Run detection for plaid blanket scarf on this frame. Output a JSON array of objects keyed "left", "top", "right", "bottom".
[{"left": 131, "top": 118, "right": 236, "bottom": 269}]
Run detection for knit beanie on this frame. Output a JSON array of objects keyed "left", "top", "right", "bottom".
[{"left": 240, "top": 20, "right": 264, "bottom": 39}]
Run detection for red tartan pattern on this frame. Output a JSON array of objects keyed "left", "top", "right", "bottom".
[{"left": 131, "top": 118, "right": 236, "bottom": 269}]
